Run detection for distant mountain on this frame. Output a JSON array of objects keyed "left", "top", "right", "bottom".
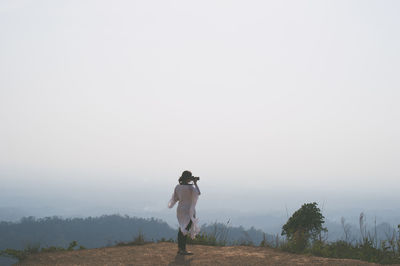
[
  {"left": 0, "top": 215, "right": 176, "bottom": 266},
  {"left": 0, "top": 215, "right": 176, "bottom": 250}
]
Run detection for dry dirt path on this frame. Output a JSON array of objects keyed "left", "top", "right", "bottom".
[{"left": 19, "top": 242, "right": 385, "bottom": 266}]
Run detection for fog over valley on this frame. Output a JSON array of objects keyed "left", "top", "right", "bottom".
[{"left": 2, "top": 167, "right": 399, "bottom": 238}]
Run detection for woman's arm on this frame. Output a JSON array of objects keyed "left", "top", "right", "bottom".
[
  {"left": 168, "top": 186, "right": 179, "bottom": 208},
  {"left": 193, "top": 180, "right": 201, "bottom": 195}
]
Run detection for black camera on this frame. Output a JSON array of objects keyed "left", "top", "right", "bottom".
[{"left": 191, "top": 176, "right": 200, "bottom": 181}]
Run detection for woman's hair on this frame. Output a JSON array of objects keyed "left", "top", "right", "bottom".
[{"left": 179, "top": 170, "right": 192, "bottom": 184}]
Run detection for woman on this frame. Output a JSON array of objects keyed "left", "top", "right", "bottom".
[{"left": 168, "top": 170, "right": 201, "bottom": 255}]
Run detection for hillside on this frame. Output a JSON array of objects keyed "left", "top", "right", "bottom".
[{"left": 18, "top": 242, "right": 382, "bottom": 266}]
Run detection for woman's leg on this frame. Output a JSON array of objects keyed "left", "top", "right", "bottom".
[
  {"left": 177, "top": 228, "right": 185, "bottom": 252},
  {"left": 182, "top": 220, "right": 193, "bottom": 252}
]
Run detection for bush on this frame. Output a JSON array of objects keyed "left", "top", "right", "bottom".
[
  {"left": 282, "top": 202, "right": 326, "bottom": 252},
  {"left": 280, "top": 204, "right": 400, "bottom": 264},
  {"left": 115, "top": 232, "right": 148, "bottom": 246},
  {"left": 188, "top": 232, "right": 220, "bottom": 246}
]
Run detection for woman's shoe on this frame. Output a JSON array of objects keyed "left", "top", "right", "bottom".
[
  {"left": 178, "top": 250, "right": 193, "bottom": 255},
  {"left": 182, "top": 250, "right": 194, "bottom": 255}
]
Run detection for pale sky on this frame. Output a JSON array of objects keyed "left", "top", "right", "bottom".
[{"left": 1, "top": 0, "right": 399, "bottom": 217}]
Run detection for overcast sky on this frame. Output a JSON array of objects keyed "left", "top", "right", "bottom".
[{"left": 1, "top": 0, "right": 399, "bottom": 216}]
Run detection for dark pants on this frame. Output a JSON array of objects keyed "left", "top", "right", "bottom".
[{"left": 178, "top": 220, "right": 192, "bottom": 251}]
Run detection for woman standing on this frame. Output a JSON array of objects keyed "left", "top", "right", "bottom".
[{"left": 168, "top": 170, "right": 201, "bottom": 255}]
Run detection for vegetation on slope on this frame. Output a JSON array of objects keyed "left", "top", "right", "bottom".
[{"left": 275, "top": 202, "right": 400, "bottom": 264}]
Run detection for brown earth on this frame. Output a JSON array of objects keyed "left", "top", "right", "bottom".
[{"left": 18, "top": 242, "right": 387, "bottom": 266}]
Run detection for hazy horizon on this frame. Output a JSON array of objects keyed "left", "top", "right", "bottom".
[{"left": 1, "top": 0, "right": 399, "bottom": 229}]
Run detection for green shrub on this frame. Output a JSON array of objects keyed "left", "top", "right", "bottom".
[
  {"left": 115, "top": 232, "right": 148, "bottom": 246},
  {"left": 188, "top": 221, "right": 232, "bottom": 246},
  {"left": 157, "top": 237, "right": 175, "bottom": 243},
  {"left": 282, "top": 202, "right": 326, "bottom": 252},
  {"left": 280, "top": 204, "right": 400, "bottom": 264},
  {"left": 187, "top": 232, "right": 219, "bottom": 246}
]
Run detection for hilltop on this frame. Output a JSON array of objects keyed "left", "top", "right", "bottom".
[{"left": 17, "top": 242, "right": 382, "bottom": 266}]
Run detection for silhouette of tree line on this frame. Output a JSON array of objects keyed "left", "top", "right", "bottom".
[{"left": 0, "top": 215, "right": 273, "bottom": 250}]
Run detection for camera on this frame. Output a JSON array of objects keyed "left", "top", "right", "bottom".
[{"left": 191, "top": 176, "right": 200, "bottom": 181}]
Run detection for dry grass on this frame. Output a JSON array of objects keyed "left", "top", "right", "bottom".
[{"left": 17, "top": 242, "right": 385, "bottom": 266}]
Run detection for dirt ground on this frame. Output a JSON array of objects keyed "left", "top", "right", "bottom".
[{"left": 18, "top": 242, "right": 386, "bottom": 266}]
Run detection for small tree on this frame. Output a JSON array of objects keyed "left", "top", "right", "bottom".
[{"left": 282, "top": 202, "right": 327, "bottom": 252}]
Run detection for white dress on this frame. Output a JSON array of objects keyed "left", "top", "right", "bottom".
[{"left": 168, "top": 184, "right": 200, "bottom": 239}]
